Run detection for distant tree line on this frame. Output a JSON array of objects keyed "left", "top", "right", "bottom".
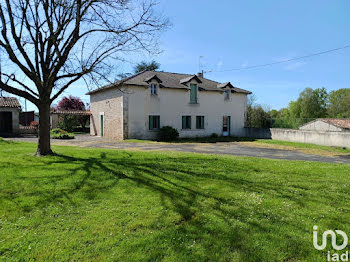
[{"left": 246, "top": 88, "right": 350, "bottom": 129}]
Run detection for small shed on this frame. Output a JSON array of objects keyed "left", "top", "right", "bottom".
[
  {"left": 299, "top": 118, "right": 350, "bottom": 132},
  {"left": 0, "top": 97, "right": 21, "bottom": 134}
]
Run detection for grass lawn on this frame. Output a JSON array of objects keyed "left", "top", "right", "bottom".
[{"left": 1, "top": 139, "right": 350, "bottom": 261}]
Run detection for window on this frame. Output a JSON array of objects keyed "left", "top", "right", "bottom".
[
  {"left": 224, "top": 90, "right": 230, "bottom": 100},
  {"left": 190, "top": 84, "right": 198, "bottom": 104},
  {"left": 149, "top": 115, "right": 160, "bottom": 130},
  {"left": 150, "top": 83, "right": 157, "bottom": 95},
  {"left": 182, "top": 116, "right": 191, "bottom": 129},
  {"left": 196, "top": 116, "right": 205, "bottom": 129}
]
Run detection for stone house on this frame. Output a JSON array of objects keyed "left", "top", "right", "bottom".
[
  {"left": 0, "top": 97, "right": 21, "bottom": 134},
  {"left": 87, "top": 71, "right": 251, "bottom": 140}
]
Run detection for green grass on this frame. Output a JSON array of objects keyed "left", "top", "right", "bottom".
[
  {"left": 1, "top": 140, "right": 350, "bottom": 261},
  {"left": 255, "top": 139, "right": 350, "bottom": 154}
]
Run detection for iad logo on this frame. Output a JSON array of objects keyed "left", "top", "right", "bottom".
[{"left": 313, "top": 225, "right": 349, "bottom": 261}]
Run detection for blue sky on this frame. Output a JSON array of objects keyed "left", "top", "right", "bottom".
[{"left": 18, "top": 0, "right": 350, "bottom": 111}]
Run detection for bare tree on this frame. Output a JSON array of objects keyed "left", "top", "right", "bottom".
[{"left": 0, "top": 0, "right": 168, "bottom": 155}]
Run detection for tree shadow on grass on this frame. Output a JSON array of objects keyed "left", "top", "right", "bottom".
[{"left": 4, "top": 150, "right": 337, "bottom": 260}]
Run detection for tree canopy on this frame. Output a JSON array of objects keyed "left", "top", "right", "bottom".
[
  {"left": 0, "top": 0, "right": 168, "bottom": 155},
  {"left": 134, "top": 60, "right": 160, "bottom": 73}
]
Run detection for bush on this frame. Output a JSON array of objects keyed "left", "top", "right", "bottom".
[
  {"left": 158, "top": 126, "right": 179, "bottom": 141},
  {"left": 50, "top": 128, "right": 75, "bottom": 139},
  {"left": 58, "top": 115, "right": 78, "bottom": 132},
  {"left": 210, "top": 133, "right": 218, "bottom": 138}
]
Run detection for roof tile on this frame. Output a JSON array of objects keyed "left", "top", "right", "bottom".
[
  {"left": 0, "top": 97, "right": 21, "bottom": 108},
  {"left": 87, "top": 71, "right": 251, "bottom": 95}
]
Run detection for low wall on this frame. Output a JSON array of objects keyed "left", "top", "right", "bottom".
[{"left": 243, "top": 128, "right": 350, "bottom": 148}]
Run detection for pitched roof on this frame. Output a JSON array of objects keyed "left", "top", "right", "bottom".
[
  {"left": 0, "top": 97, "right": 21, "bottom": 108},
  {"left": 320, "top": 118, "right": 350, "bottom": 130},
  {"left": 87, "top": 71, "right": 251, "bottom": 95}
]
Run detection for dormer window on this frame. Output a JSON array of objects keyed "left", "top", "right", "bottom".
[
  {"left": 190, "top": 84, "right": 198, "bottom": 104},
  {"left": 150, "top": 83, "right": 158, "bottom": 95}
]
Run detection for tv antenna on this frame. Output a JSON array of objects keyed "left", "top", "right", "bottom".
[{"left": 199, "top": 56, "right": 204, "bottom": 72}]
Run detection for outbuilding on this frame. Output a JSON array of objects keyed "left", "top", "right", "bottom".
[
  {"left": 0, "top": 97, "right": 21, "bottom": 134},
  {"left": 299, "top": 118, "right": 350, "bottom": 132}
]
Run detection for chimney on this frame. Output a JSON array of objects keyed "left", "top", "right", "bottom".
[{"left": 197, "top": 71, "right": 204, "bottom": 78}]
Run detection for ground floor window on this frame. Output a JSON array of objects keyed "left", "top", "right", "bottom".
[
  {"left": 149, "top": 115, "right": 160, "bottom": 130},
  {"left": 196, "top": 116, "right": 205, "bottom": 129},
  {"left": 182, "top": 116, "right": 191, "bottom": 129}
]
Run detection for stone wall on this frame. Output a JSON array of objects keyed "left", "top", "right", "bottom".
[
  {"left": 89, "top": 88, "right": 124, "bottom": 139},
  {"left": 243, "top": 128, "right": 350, "bottom": 148}
]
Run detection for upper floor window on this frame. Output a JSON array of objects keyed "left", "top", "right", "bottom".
[
  {"left": 182, "top": 116, "right": 191, "bottom": 129},
  {"left": 224, "top": 89, "right": 230, "bottom": 100},
  {"left": 150, "top": 83, "right": 158, "bottom": 95},
  {"left": 149, "top": 115, "right": 160, "bottom": 130},
  {"left": 190, "top": 84, "right": 198, "bottom": 104}
]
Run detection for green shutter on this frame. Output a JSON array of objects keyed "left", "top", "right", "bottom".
[
  {"left": 228, "top": 116, "right": 231, "bottom": 135},
  {"left": 188, "top": 116, "right": 191, "bottom": 129},
  {"left": 196, "top": 116, "right": 199, "bottom": 129},
  {"left": 149, "top": 116, "right": 153, "bottom": 130},
  {"left": 156, "top": 116, "right": 160, "bottom": 129},
  {"left": 190, "top": 84, "right": 197, "bottom": 104},
  {"left": 182, "top": 116, "right": 186, "bottom": 129},
  {"left": 201, "top": 116, "right": 204, "bottom": 129}
]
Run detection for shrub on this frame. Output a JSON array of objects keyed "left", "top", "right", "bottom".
[
  {"left": 210, "top": 133, "right": 218, "bottom": 138},
  {"left": 158, "top": 126, "right": 179, "bottom": 141},
  {"left": 58, "top": 115, "right": 78, "bottom": 132},
  {"left": 50, "top": 128, "right": 75, "bottom": 139}
]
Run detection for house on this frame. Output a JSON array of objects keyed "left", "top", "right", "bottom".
[
  {"left": 299, "top": 118, "right": 350, "bottom": 132},
  {"left": 87, "top": 71, "right": 251, "bottom": 140},
  {"left": 0, "top": 97, "right": 21, "bottom": 134}
]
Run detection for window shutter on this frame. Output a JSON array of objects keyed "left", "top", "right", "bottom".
[
  {"left": 182, "top": 116, "right": 186, "bottom": 129},
  {"left": 201, "top": 116, "right": 204, "bottom": 129},
  {"left": 190, "top": 84, "right": 197, "bottom": 103},
  {"left": 188, "top": 116, "right": 191, "bottom": 129},
  {"left": 156, "top": 116, "right": 160, "bottom": 129},
  {"left": 149, "top": 116, "right": 153, "bottom": 130},
  {"left": 196, "top": 116, "right": 199, "bottom": 129}
]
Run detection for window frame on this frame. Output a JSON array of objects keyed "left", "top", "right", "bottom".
[
  {"left": 150, "top": 83, "right": 158, "bottom": 95},
  {"left": 182, "top": 115, "right": 192, "bottom": 129},
  {"left": 149, "top": 115, "right": 160, "bottom": 130},
  {"left": 196, "top": 116, "right": 205, "bottom": 129}
]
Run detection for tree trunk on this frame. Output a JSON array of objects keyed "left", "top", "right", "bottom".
[{"left": 36, "top": 102, "right": 53, "bottom": 156}]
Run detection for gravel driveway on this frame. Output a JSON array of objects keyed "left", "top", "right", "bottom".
[{"left": 5, "top": 135, "right": 350, "bottom": 164}]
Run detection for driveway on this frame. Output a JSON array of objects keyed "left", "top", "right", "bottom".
[{"left": 5, "top": 135, "right": 350, "bottom": 164}]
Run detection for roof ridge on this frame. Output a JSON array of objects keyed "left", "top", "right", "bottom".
[{"left": 155, "top": 70, "right": 221, "bottom": 84}]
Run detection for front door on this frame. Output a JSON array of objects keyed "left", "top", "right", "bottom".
[
  {"left": 222, "top": 116, "right": 230, "bottom": 136},
  {"left": 100, "top": 115, "right": 104, "bottom": 137}
]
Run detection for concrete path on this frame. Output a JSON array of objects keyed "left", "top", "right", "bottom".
[{"left": 5, "top": 135, "right": 350, "bottom": 164}]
